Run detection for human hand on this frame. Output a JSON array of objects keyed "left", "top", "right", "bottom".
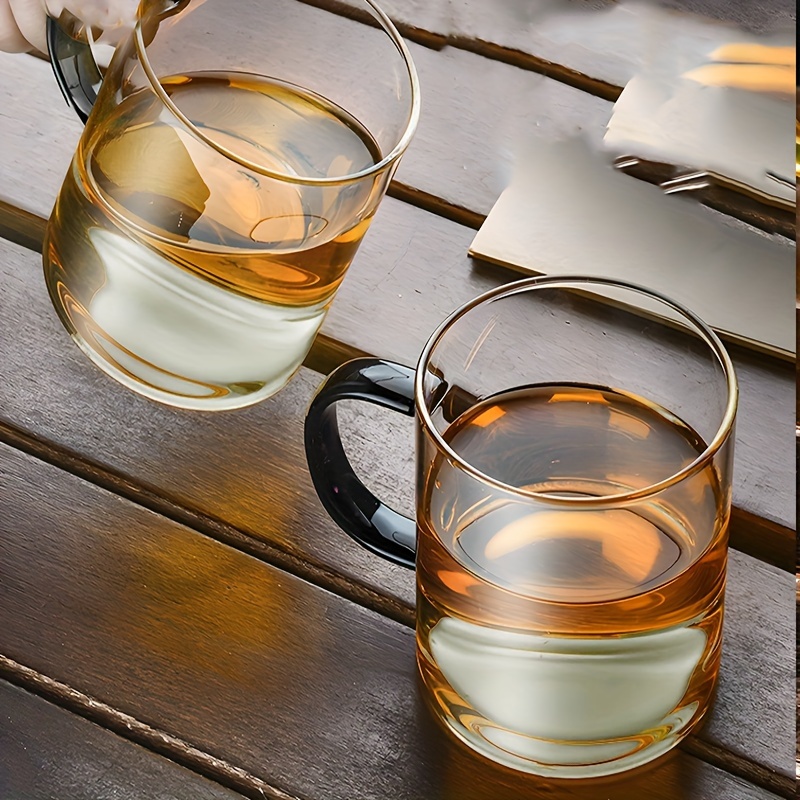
[{"left": 0, "top": 0, "right": 136, "bottom": 55}]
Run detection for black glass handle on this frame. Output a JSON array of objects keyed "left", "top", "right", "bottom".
[
  {"left": 46, "top": 16, "right": 102, "bottom": 123},
  {"left": 304, "top": 358, "right": 417, "bottom": 569},
  {"left": 46, "top": 2, "right": 190, "bottom": 123}
]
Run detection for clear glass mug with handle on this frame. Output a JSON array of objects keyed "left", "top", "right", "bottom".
[
  {"left": 304, "top": 276, "right": 738, "bottom": 778},
  {"left": 44, "top": 0, "right": 419, "bottom": 409}
]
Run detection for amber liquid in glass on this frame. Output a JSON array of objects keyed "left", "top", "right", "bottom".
[
  {"left": 417, "top": 384, "right": 727, "bottom": 777},
  {"left": 45, "top": 72, "right": 381, "bottom": 408}
]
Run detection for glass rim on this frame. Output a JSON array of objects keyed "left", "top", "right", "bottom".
[
  {"left": 133, "top": 0, "right": 420, "bottom": 186},
  {"left": 413, "top": 275, "right": 739, "bottom": 508}
]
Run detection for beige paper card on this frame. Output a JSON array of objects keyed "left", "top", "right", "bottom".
[{"left": 469, "top": 137, "right": 795, "bottom": 359}]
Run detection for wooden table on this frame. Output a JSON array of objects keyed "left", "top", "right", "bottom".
[{"left": 0, "top": 2, "right": 795, "bottom": 798}]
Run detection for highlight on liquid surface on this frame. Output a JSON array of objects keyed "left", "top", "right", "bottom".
[
  {"left": 416, "top": 384, "right": 728, "bottom": 777},
  {"left": 45, "top": 71, "right": 382, "bottom": 409}
]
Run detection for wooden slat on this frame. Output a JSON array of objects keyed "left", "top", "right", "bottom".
[
  {"left": 0, "top": 53, "right": 81, "bottom": 220},
  {"left": 0, "top": 203, "right": 793, "bottom": 571},
  {"left": 0, "top": 680, "right": 248, "bottom": 800},
  {"left": 0, "top": 444, "right": 790, "bottom": 799},
  {"left": 0, "top": 39, "right": 613, "bottom": 225},
  {"left": 319, "top": 0, "right": 796, "bottom": 90},
  {"left": 394, "top": 39, "right": 612, "bottom": 221}
]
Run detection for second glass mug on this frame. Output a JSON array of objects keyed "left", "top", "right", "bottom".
[
  {"left": 44, "top": 0, "right": 419, "bottom": 409},
  {"left": 304, "top": 276, "right": 738, "bottom": 779}
]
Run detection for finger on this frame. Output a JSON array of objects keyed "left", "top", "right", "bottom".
[
  {"left": 0, "top": 0, "right": 30, "bottom": 52},
  {"left": 709, "top": 43, "right": 796, "bottom": 67},
  {"left": 60, "top": 0, "right": 138, "bottom": 45},
  {"left": 8, "top": 0, "right": 47, "bottom": 54},
  {"left": 683, "top": 63, "right": 795, "bottom": 95}
]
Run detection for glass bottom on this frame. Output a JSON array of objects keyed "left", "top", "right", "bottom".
[
  {"left": 66, "top": 325, "right": 307, "bottom": 411},
  {"left": 417, "top": 615, "right": 714, "bottom": 779},
  {"left": 428, "top": 690, "right": 697, "bottom": 779},
  {"left": 44, "top": 230, "right": 328, "bottom": 410}
]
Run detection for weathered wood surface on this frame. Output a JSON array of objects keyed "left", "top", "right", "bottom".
[
  {"left": 6, "top": 20, "right": 793, "bottom": 241},
  {"left": 0, "top": 680, "right": 247, "bottom": 800},
  {"left": 0, "top": 53, "right": 81, "bottom": 220},
  {"left": 0, "top": 444, "right": 791, "bottom": 798},
  {"left": 0, "top": 316, "right": 793, "bottom": 784},
  {"left": 0, "top": 2, "right": 794, "bottom": 795},
  {"left": 2, "top": 253, "right": 793, "bottom": 777}
]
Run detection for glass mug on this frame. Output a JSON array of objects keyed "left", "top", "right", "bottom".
[
  {"left": 44, "top": 0, "right": 419, "bottom": 409},
  {"left": 304, "top": 276, "right": 738, "bottom": 778}
]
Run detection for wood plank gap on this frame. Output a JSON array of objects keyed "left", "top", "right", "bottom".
[
  {"left": 0, "top": 177, "right": 483, "bottom": 251},
  {"left": 28, "top": 0, "right": 623, "bottom": 103},
  {"left": 446, "top": 35, "right": 622, "bottom": 102},
  {"left": 294, "top": 0, "right": 448, "bottom": 49},
  {"left": 294, "top": 0, "right": 620, "bottom": 100},
  {"left": 387, "top": 181, "right": 487, "bottom": 230},
  {"left": 615, "top": 162, "right": 796, "bottom": 240},
  {"left": 0, "top": 654, "right": 302, "bottom": 800},
  {"left": 727, "top": 507, "right": 795, "bottom": 575},
  {"left": 0, "top": 418, "right": 416, "bottom": 629},
  {"left": 303, "top": 331, "right": 372, "bottom": 377},
  {"left": 680, "top": 735, "right": 795, "bottom": 800},
  {"left": 0, "top": 199, "right": 48, "bottom": 252}
]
